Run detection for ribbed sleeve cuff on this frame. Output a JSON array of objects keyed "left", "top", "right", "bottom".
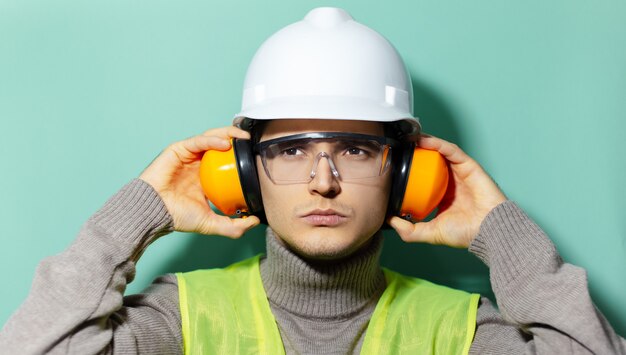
[
  {"left": 87, "top": 178, "right": 174, "bottom": 252},
  {"left": 469, "top": 201, "right": 561, "bottom": 287}
]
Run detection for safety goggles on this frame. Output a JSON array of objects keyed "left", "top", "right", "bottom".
[{"left": 254, "top": 132, "right": 399, "bottom": 184}]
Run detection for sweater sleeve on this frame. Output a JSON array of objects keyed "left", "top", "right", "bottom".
[
  {"left": 468, "top": 201, "right": 626, "bottom": 354},
  {"left": 0, "top": 179, "right": 183, "bottom": 354}
]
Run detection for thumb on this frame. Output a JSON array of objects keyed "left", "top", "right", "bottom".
[
  {"left": 202, "top": 214, "right": 261, "bottom": 239},
  {"left": 387, "top": 216, "right": 438, "bottom": 244}
]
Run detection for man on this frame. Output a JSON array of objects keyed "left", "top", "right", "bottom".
[{"left": 1, "top": 6, "right": 624, "bottom": 354}]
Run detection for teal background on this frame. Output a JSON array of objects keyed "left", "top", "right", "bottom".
[{"left": 1, "top": 0, "right": 625, "bottom": 336}]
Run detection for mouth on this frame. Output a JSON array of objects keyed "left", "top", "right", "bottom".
[{"left": 300, "top": 209, "right": 348, "bottom": 227}]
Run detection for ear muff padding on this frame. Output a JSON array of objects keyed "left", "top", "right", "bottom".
[
  {"left": 199, "top": 139, "right": 265, "bottom": 222},
  {"left": 388, "top": 142, "right": 414, "bottom": 217},
  {"left": 232, "top": 138, "right": 264, "bottom": 217},
  {"left": 389, "top": 143, "right": 449, "bottom": 221}
]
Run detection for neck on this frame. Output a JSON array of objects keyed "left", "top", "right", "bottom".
[{"left": 260, "top": 227, "right": 386, "bottom": 319}]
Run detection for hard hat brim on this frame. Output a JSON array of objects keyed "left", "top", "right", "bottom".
[{"left": 233, "top": 95, "right": 420, "bottom": 133}]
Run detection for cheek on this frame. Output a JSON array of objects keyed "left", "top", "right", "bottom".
[
  {"left": 351, "top": 171, "right": 393, "bottom": 235},
  {"left": 350, "top": 182, "right": 390, "bottom": 228},
  {"left": 256, "top": 160, "right": 296, "bottom": 228}
]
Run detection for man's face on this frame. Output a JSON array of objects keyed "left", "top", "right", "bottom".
[{"left": 257, "top": 119, "right": 392, "bottom": 261}]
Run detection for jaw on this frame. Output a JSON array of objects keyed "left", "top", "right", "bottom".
[{"left": 269, "top": 221, "right": 381, "bottom": 262}]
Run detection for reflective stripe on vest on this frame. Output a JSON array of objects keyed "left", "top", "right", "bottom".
[{"left": 176, "top": 255, "right": 480, "bottom": 355}]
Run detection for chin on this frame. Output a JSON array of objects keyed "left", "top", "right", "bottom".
[
  {"left": 283, "top": 227, "right": 368, "bottom": 261},
  {"left": 294, "top": 245, "right": 356, "bottom": 261}
]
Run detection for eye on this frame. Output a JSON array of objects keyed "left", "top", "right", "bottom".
[
  {"left": 346, "top": 147, "right": 367, "bottom": 155},
  {"left": 282, "top": 147, "right": 304, "bottom": 156},
  {"left": 277, "top": 144, "right": 310, "bottom": 157},
  {"left": 338, "top": 140, "right": 379, "bottom": 158}
]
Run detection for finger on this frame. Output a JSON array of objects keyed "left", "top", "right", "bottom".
[
  {"left": 180, "top": 135, "right": 231, "bottom": 155},
  {"left": 204, "top": 214, "right": 261, "bottom": 239},
  {"left": 418, "top": 135, "right": 470, "bottom": 165},
  {"left": 166, "top": 136, "right": 230, "bottom": 164},
  {"left": 387, "top": 216, "right": 437, "bottom": 244},
  {"left": 202, "top": 126, "right": 251, "bottom": 140}
]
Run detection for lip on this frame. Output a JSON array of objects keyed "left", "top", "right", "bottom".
[{"left": 300, "top": 209, "right": 348, "bottom": 226}]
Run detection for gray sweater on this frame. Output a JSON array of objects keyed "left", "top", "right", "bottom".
[{"left": 0, "top": 179, "right": 624, "bottom": 354}]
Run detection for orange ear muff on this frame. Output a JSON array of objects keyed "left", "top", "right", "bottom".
[
  {"left": 199, "top": 138, "right": 264, "bottom": 218},
  {"left": 199, "top": 143, "right": 248, "bottom": 216},
  {"left": 399, "top": 147, "right": 449, "bottom": 220},
  {"left": 389, "top": 142, "right": 449, "bottom": 221}
]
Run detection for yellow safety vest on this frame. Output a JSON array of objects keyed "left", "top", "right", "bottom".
[{"left": 176, "top": 255, "right": 480, "bottom": 355}]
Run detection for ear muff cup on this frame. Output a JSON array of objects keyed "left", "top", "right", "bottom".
[
  {"left": 199, "top": 139, "right": 265, "bottom": 221},
  {"left": 389, "top": 142, "right": 449, "bottom": 221}
]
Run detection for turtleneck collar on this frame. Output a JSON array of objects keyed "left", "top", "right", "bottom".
[{"left": 259, "top": 227, "right": 386, "bottom": 319}]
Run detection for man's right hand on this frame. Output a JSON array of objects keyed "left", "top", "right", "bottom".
[
  {"left": 387, "top": 134, "right": 507, "bottom": 248},
  {"left": 139, "top": 126, "right": 261, "bottom": 238}
]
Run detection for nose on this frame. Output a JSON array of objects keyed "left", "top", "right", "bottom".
[{"left": 308, "top": 153, "right": 341, "bottom": 196}]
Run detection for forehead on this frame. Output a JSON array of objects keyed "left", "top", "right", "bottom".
[{"left": 259, "top": 119, "right": 385, "bottom": 141}]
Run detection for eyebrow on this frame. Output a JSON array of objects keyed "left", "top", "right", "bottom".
[{"left": 255, "top": 132, "right": 398, "bottom": 152}]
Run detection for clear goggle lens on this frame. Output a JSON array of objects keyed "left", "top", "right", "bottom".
[{"left": 255, "top": 132, "right": 398, "bottom": 184}]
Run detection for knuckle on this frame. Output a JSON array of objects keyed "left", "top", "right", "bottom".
[{"left": 168, "top": 141, "right": 184, "bottom": 151}]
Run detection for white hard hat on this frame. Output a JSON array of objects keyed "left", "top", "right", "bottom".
[{"left": 233, "top": 7, "right": 419, "bottom": 135}]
